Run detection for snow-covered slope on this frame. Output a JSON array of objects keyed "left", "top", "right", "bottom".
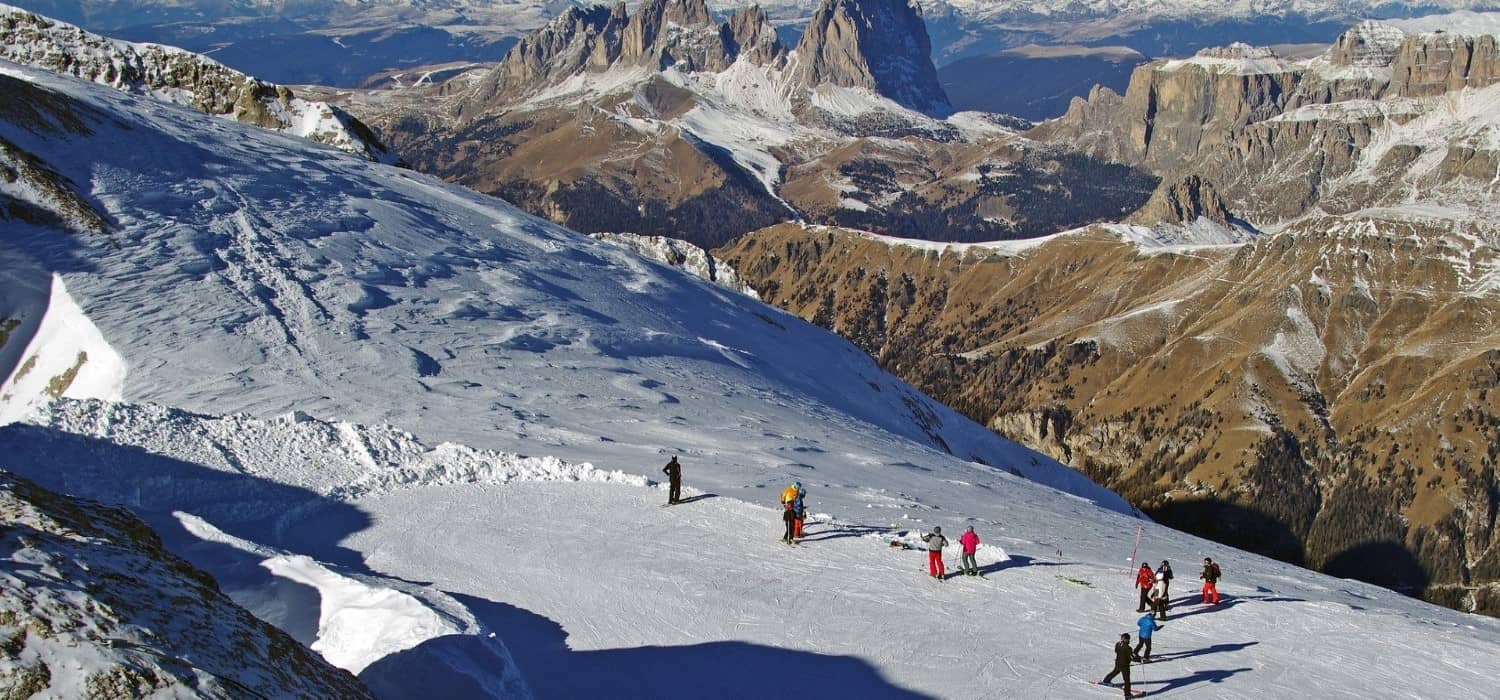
[
  {"left": 0, "top": 59, "right": 1111, "bottom": 509},
  {"left": 2, "top": 59, "right": 1500, "bottom": 699},
  {"left": 0, "top": 469, "right": 375, "bottom": 698},
  {"left": 0, "top": 3, "right": 399, "bottom": 164}
]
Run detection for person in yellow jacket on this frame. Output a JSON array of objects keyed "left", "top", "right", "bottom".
[{"left": 780, "top": 481, "right": 807, "bottom": 539}]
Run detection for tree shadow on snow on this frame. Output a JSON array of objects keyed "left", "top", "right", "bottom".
[{"left": 453, "top": 593, "right": 935, "bottom": 699}]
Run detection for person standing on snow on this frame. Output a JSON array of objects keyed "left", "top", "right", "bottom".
[
  {"left": 921, "top": 526, "right": 948, "bottom": 580},
  {"left": 1099, "top": 632, "right": 1135, "bottom": 697},
  {"left": 792, "top": 484, "right": 808, "bottom": 540},
  {"left": 662, "top": 456, "right": 682, "bottom": 505},
  {"left": 1135, "top": 563, "right": 1155, "bottom": 612},
  {"left": 782, "top": 502, "right": 798, "bottom": 544},
  {"left": 1150, "top": 569, "right": 1170, "bottom": 620},
  {"left": 959, "top": 526, "right": 981, "bottom": 576},
  {"left": 1200, "top": 557, "right": 1222, "bottom": 605},
  {"left": 781, "top": 481, "right": 800, "bottom": 509},
  {"left": 1156, "top": 560, "right": 1174, "bottom": 602},
  {"left": 1133, "top": 613, "right": 1161, "bottom": 662}
]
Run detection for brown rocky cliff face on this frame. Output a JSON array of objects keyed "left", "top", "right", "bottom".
[
  {"left": 620, "top": 0, "right": 730, "bottom": 72},
  {"left": 1126, "top": 175, "right": 1234, "bottom": 226},
  {"left": 791, "top": 0, "right": 951, "bottom": 114},
  {"left": 466, "top": 3, "right": 628, "bottom": 108},
  {"left": 1033, "top": 25, "right": 1500, "bottom": 226},
  {"left": 1392, "top": 32, "right": 1500, "bottom": 97},
  {"left": 719, "top": 221, "right": 1500, "bottom": 615},
  {"left": 724, "top": 5, "right": 786, "bottom": 67}
]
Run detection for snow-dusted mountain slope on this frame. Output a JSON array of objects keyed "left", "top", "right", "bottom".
[
  {"left": 2, "top": 59, "right": 1500, "bottom": 698},
  {"left": 0, "top": 4, "right": 399, "bottom": 163},
  {"left": 0, "top": 469, "right": 375, "bottom": 699},
  {"left": 0, "top": 58, "right": 1123, "bottom": 510}
]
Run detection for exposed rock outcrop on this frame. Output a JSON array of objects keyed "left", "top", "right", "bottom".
[
  {"left": 1126, "top": 175, "right": 1234, "bottom": 227},
  {"left": 620, "top": 0, "right": 729, "bottom": 72},
  {"left": 0, "top": 470, "right": 375, "bottom": 698},
  {"left": 718, "top": 218, "right": 1500, "bottom": 615},
  {"left": 0, "top": 5, "right": 399, "bottom": 164},
  {"left": 723, "top": 5, "right": 786, "bottom": 67},
  {"left": 1034, "top": 22, "right": 1500, "bottom": 226},
  {"left": 791, "top": 0, "right": 952, "bottom": 115}
]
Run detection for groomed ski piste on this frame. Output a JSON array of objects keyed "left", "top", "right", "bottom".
[{"left": 2, "top": 60, "right": 1499, "bottom": 698}]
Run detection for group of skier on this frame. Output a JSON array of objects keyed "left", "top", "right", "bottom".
[
  {"left": 918, "top": 525, "right": 983, "bottom": 579},
  {"left": 1100, "top": 556, "right": 1225, "bottom": 696},
  {"left": 659, "top": 455, "right": 1233, "bottom": 699}
]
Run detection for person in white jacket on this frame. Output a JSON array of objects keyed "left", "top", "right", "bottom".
[
  {"left": 1150, "top": 571, "right": 1169, "bottom": 620},
  {"left": 921, "top": 526, "right": 948, "bottom": 580}
]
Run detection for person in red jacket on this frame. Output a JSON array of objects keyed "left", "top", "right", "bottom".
[
  {"left": 959, "top": 526, "right": 981, "bottom": 576},
  {"left": 1135, "top": 563, "right": 1155, "bottom": 612}
]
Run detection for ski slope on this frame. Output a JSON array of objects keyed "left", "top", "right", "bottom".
[{"left": 1, "top": 60, "right": 1499, "bottom": 698}]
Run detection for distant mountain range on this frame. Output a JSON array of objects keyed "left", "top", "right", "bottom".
[{"left": 13, "top": 0, "right": 1500, "bottom": 86}]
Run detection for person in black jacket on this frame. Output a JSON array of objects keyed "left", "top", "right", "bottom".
[
  {"left": 662, "top": 456, "right": 682, "bottom": 505},
  {"left": 1099, "top": 632, "right": 1135, "bottom": 697},
  {"left": 1156, "top": 560, "right": 1174, "bottom": 604}
]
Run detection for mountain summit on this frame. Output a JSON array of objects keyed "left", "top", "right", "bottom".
[{"left": 791, "top": 0, "right": 952, "bottom": 115}]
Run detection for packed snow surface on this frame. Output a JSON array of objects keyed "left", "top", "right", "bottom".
[{"left": 2, "top": 61, "right": 1500, "bottom": 699}]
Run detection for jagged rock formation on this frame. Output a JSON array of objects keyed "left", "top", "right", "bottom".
[
  {"left": 590, "top": 232, "right": 759, "bottom": 297},
  {"left": 0, "top": 4, "right": 399, "bottom": 164},
  {"left": 723, "top": 5, "right": 786, "bottom": 67},
  {"left": 790, "top": 0, "right": 952, "bottom": 115},
  {"left": 1125, "top": 175, "right": 1234, "bottom": 227},
  {"left": 364, "top": 0, "right": 1153, "bottom": 248},
  {"left": 718, "top": 219, "right": 1500, "bottom": 615},
  {"left": 0, "top": 470, "right": 375, "bottom": 698},
  {"left": 1032, "top": 20, "right": 1500, "bottom": 226}
]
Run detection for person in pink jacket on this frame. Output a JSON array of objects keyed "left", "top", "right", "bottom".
[{"left": 959, "top": 526, "right": 981, "bottom": 577}]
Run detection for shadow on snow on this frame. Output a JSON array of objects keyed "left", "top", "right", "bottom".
[{"left": 450, "top": 593, "right": 936, "bottom": 700}]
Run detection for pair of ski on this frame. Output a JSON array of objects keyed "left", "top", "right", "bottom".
[{"left": 1087, "top": 681, "right": 1146, "bottom": 697}]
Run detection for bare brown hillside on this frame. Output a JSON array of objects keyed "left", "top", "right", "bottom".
[{"left": 719, "top": 220, "right": 1500, "bottom": 614}]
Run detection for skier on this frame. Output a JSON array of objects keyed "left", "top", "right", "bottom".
[
  {"left": 1098, "top": 632, "right": 1138, "bottom": 697},
  {"left": 792, "top": 484, "right": 807, "bottom": 539},
  {"left": 1135, "top": 563, "right": 1155, "bottom": 612},
  {"left": 1156, "top": 560, "right": 1174, "bottom": 602},
  {"left": 959, "top": 526, "right": 981, "bottom": 576},
  {"left": 662, "top": 456, "right": 682, "bottom": 505},
  {"left": 1200, "top": 557, "right": 1222, "bottom": 605},
  {"left": 921, "top": 526, "right": 948, "bottom": 580},
  {"left": 780, "top": 481, "right": 800, "bottom": 508},
  {"left": 1150, "top": 569, "right": 1169, "bottom": 621},
  {"left": 1134, "top": 612, "right": 1161, "bottom": 662},
  {"left": 781, "top": 502, "right": 797, "bottom": 544}
]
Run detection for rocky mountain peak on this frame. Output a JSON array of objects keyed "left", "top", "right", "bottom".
[
  {"left": 1195, "top": 42, "right": 1278, "bottom": 61},
  {"left": 473, "top": 3, "right": 628, "bottom": 105},
  {"left": 621, "top": 0, "right": 731, "bottom": 72},
  {"left": 1328, "top": 20, "right": 1406, "bottom": 69},
  {"left": 791, "top": 0, "right": 952, "bottom": 115},
  {"left": 1390, "top": 28, "right": 1500, "bottom": 97},
  {"left": 724, "top": 5, "right": 786, "bottom": 67},
  {"left": 1126, "top": 175, "right": 1235, "bottom": 227}
]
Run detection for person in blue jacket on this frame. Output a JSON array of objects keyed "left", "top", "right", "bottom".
[{"left": 1133, "top": 612, "right": 1162, "bottom": 662}]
